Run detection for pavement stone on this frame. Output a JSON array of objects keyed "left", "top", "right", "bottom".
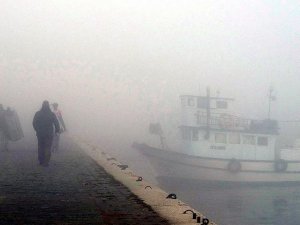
[{"left": 0, "top": 136, "right": 170, "bottom": 225}]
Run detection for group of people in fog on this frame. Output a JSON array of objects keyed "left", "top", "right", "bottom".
[
  {"left": 33, "top": 101, "right": 66, "bottom": 167},
  {"left": 0, "top": 101, "right": 66, "bottom": 167}
]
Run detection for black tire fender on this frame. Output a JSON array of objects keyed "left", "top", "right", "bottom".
[
  {"left": 227, "top": 159, "right": 242, "bottom": 173},
  {"left": 274, "top": 159, "right": 288, "bottom": 172}
]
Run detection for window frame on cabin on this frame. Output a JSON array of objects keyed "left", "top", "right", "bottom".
[
  {"left": 242, "top": 135, "right": 256, "bottom": 145},
  {"left": 257, "top": 136, "right": 268, "bottom": 146},
  {"left": 228, "top": 133, "right": 241, "bottom": 144},
  {"left": 197, "top": 97, "right": 208, "bottom": 109},
  {"left": 215, "top": 133, "right": 227, "bottom": 144},
  {"left": 216, "top": 101, "right": 228, "bottom": 109},
  {"left": 188, "top": 97, "right": 195, "bottom": 107}
]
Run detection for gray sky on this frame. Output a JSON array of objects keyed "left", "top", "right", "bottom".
[{"left": 0, "top": 0, "right": 299, "bottom": 144}]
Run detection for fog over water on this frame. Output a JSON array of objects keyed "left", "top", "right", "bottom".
[
  {"left": 1, "top": 1, "right": 300, "bottom": 138},
  {"left": 1, "top": 1, "right": 300, "bottom": 224}
]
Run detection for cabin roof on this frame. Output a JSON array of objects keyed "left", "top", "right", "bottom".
[
  {"left": 179, "top": 125, "right": 279, "bottom": 135},
  {"left": 180, "top": 95, "right": 234, "bottom": 101}
]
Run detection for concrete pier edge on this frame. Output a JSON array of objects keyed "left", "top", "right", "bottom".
[{"left": 74, "top": 137, "right": 217, "bottom": 225}]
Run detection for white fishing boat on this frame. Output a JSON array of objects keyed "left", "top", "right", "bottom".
[{"left": 134, "top": 88, "right": 300, "bottom": 184}]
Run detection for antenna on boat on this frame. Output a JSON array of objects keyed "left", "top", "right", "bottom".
[{"left": 268, "top": 86, "right": 276, "bottom": 120}]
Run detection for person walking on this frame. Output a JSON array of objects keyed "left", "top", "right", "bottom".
[
  {"left": 51, "top": 103, "right": 66, "bottom": 152},
  {"left": 33, "top": 101, "right": 60, "bottom": 167},
  {"left": 0, "top": 104, "right": 8, "bottom": 151}
]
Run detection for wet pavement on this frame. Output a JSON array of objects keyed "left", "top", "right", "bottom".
[{"left": 0, "top": 136, "right": 170, "bottom": 225}]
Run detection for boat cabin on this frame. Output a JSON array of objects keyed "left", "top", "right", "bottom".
[{"left": 179, "top": 95, "right": 279, "bottom": 161}]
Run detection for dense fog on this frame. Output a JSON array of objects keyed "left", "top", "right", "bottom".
[
  {"left": 1, "top": 0, "right": 299, "bottom": 150},
  {"left": 1, "top": 1, "right": 300, "bottom": 225}
]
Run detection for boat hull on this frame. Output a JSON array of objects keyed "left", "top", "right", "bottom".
[{"left": 135, "top": 143, "right": 300, "bottom": 183}]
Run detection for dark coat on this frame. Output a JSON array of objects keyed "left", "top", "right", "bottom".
[{"left": 33, "top": 107, "right": 60, "bottom": 137}]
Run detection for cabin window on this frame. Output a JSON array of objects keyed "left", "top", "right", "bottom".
[
  {"left": 257, "top": 136, "right": 268, "bottom": 146},
  {"left": 215, "top": 133, "right": 227, "bottom": 144},
  {"left": 242, "top": 135, "right": 255, "bottom": 145},
  {"left": 198, "top": 98, "right": 208, "bottom": 108},
  {"left": 192, "top": 128, "right": 199, "bottom": 141},
  {"left": 182, "top": 127, "right": 191, "bottom": 140},
  {"left": 228, "top": 133, "right": 240, "bottom": 144},
  {"left": 216, "top": 101, "right": 228, "bottom": 109},
  {"left": 197, "top": 111, "right": 207, "bottom": 125},
  {"left": 181, "top": 98, "right": 186, "bottom": 107},
  {"left": 188, "top": 98, "right": 195, "bottom": 107}
]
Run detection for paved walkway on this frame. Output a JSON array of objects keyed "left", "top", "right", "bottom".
[{"left": 0, "top": 136, "right": 170, "bottom": 225}]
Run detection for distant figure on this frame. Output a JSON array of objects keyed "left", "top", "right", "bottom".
[
  {"left": 33, "top": 101, "right": 60, "bottom": 166},
  {"left": 0, "top": 105, "right": 24, "bottom": 151},
  {"left": 0, "top": 104, "right": 8, "bottom": 151},
  {"left": 52, "top": 103, "right": 66, "bottom": 132},
  {"left": 51, "top": 103, "right": 66, "bottom": 152}
]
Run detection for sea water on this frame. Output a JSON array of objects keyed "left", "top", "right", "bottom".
[
  {"left": 159, "top": 180, "right": 300, "bottom": 225},
  {"left": 105, "top": 144, "right": 300, "bottom": 225}
]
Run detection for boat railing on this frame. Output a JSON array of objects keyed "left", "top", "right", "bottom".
[
  {"left": 197, "top": 115, "right": 251, "bottom": 130},
  {"left": 198, "top": 114, "right": 277, "bottom": 129},
  {"left": 196, "top": 115, "right": 278, "bottom": 133}
]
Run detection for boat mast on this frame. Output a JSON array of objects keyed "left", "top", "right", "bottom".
[{"left": 205, "top": 87, "right": 211, "bottom": 139}]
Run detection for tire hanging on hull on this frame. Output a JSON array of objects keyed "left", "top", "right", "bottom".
[
  {"left": 227, "top": 159, "right": 242, "bottom": 173},
  {"left": 274, "top": 159, "right": 288, "bottom": 172}
]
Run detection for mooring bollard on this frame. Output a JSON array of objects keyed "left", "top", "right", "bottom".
[
  {"left": 166, "top": 193, "right": 177, "bottom": 199},
  {"left": 136, "top": 177, "right": 143, "bottom": 182},
  {"left": 193, "top": 212, "right": 197, "bottom": 219},
  {"left": 183, "top": 209, "right": 197, "bottom": 219},
  {"left": 117, "top": 165, "right": 128, "bottom": 170},
  {"left": 107, "top": 157, "right": 116, "bottom": 161}
]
